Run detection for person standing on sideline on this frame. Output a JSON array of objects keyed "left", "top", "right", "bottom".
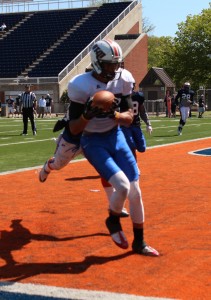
[
  {"left": 6, "top": 95, "right": 15, "bottom": 118},
  {"left": 38, "top": 96, "right": 46, "bottom": 118},
  {"left": 175, "top": 82, "right": 195, "bottom": 135},
  {"left": 171, "top": 95, "right": 176, "bottom": 118},
  {"left": 65, "top": 39, "right": 159, "bottom": 256},
  {"left": 15, "top": 94, "right": 21, "bottom": 118},
  {"left": 45, "top": 94, "right": 53, "bottom": 117},
  {"left": 198, "top": 94, "right": 205, "bottom": 118},
  {"left": 165, "top": 90, "right": 172, "bottom": 118},
  {"left": 20, "top": 85, "right": 37, "bottom": 136}
]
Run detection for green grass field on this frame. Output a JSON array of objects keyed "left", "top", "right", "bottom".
[{"left": 0, "top": 111, "right": 210, "bottom": 173}]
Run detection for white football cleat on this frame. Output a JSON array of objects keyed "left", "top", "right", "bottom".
[
  {"left": 132, "top": 240, "right": 159, "bottom": 256},
  {"left": 140, "top": 245, "right": 159, "bottom": 257},
  {"left": 177, "top": 128, "right": 182, "bottom": 136}
]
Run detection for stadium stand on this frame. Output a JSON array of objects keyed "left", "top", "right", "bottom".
[
  {"left": 0, "top": 12, "right": 26, "bottom": 30},
  {"left": 0, "top": 9, "right": 89, "bottom": 77},
  {"left": 28, "top": 2, "right": 132, "bottom": 77},
  {"left": 0, "top": 0, "right": 145, "bottom": 114}
]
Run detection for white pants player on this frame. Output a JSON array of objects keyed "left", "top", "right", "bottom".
[
  {"left": 48, "top": 134, "right": 82, "bottom": 171},
  {"left": 180, "top": 106, "right": 190, "bottom": 123},
  {"left": 178, "top": 106, "right": 190, "bottom": 135}
]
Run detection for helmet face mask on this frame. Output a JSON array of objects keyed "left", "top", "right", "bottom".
[{"left": 91, "top": 39, "right": 123, "bottom": 80}]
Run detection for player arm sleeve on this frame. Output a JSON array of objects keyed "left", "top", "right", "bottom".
[
  {"left": 120, "top": 95, "right": 133, "bottom": 112},
  {"left": 174, "top": 93, "right": 179, "bottom": 105},
  {"left": 68, "top": 100, "right": 93, "bottom": 135},
  {"left": 68, "top": 100, "right": 84, "bottom": 119},
  {"left": 139, "top": 104, "right": 151, "bottom": 126}
]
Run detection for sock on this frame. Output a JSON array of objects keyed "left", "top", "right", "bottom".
[
  {"left": 133, "top": 227, "right": 146, "bottom": 248},
  {"left": 109, "top": 213, "right": 120, "bottom": 224}
]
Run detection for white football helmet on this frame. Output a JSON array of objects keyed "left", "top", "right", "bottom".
[
  {"left": 184, "top": 82, "right": 191, "bottom": 90},
  {"left": 90, "top": 39, "right": 123, "bottom": 79}
]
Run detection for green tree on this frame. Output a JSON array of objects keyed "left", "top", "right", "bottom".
[
  {"left": 148, "top": 5, "right": 211, "bottom": 90},
  {"left": 148, "top": 36, "right": 174, "bottom": 70},
  {"left": 60, "top": 89, "right": 69, "bottom": 103},
  {"left": 171, "top": 5, "right": 211, "bottom": 90}
]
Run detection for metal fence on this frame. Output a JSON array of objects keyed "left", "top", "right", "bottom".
[
  {"left": 145, "top": 100, "right": 166, "bottom": 116},
  {"left": 0, "top": 0, "right": 127, "bottom": 13}
]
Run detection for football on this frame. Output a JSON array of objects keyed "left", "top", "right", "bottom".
[{"left": 91, "top": 90, "right": 115, "bottom": 112}]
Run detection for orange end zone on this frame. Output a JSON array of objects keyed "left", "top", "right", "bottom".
[{"left": 0, "top": 138, "right": 210, "bottom": 300}]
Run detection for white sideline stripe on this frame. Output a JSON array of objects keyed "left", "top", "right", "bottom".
[
  {"left": 0, "top": 137, "right": 211, "bottom": 176},
  {"left": 0, "top": 158, "right": 87, "bottom": 175},
  {"left": 148, "top": 136, "right": 211, "bottom": 149},
  {"left": 0, "top": 282, "right": 175, "bottom": 300},
  {"left": 0, "top": 138, "right": 53, "bottom": 147}
]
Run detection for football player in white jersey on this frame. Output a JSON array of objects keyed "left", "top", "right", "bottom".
[{"left": 64, "top": 39, "right": 159, "bottom": 256}]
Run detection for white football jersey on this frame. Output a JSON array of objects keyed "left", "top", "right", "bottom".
[{"left": 68, "top": 69, "right": 134, "bottom": 133}]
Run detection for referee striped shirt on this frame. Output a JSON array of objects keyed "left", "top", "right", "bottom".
[{"left": 21, "top": 92, "right": 36, "bottom": 108}]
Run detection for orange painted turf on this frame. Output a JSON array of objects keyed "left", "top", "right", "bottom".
[{"left": 0, "top": 139, "right": 211, "bottom": 300}]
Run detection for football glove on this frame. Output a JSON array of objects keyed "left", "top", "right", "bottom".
[
  {"left": 82, "top": 98, "right": 103, "bottom": 120},
  {"left": 99, "top": 98, "right": 119, "bottom": 119},
  {"left": 53, "top": 118, "right": 68, "bottom": 132},
  {"left": 146, "top": 125, "right": 152, "bottom": 135}
]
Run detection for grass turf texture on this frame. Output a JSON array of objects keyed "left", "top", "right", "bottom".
[{"left": 0, "top": 111, "right": 211, "bottom": 173}]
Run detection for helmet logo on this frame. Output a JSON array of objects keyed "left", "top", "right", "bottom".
[{"left": 92, "top": 44, "right": 106, "bottom": 60}]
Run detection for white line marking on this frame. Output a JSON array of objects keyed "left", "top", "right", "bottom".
[
  {"left": 0, "top": 282, "right": 176, "bottom": 300},
  {"left": 0, "top": 138, "right": 53, "bottom": 147},
  {"left": 0, "top": 137, "right": 211, "bottom": 176}
]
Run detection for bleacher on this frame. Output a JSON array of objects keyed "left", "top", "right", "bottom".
[
  {"left": 0, "top": 9, "right": 89, "bottom": 77},
  {"left": 0, "top": 1, "right": 132, "bottom": 78},
  {"left": 0, "top": 12, "right": 26, "bottom": 29}
]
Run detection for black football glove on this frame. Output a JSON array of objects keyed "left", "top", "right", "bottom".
[
  {"left": 82, "top": 98, "right": 103, "bottom": 120},
  {"left": 111, "top": 97, "right": 119, "bottom": 110},
  {"left": 53, "top": 118, "right": 68, "bottom": 132},
  {"left": 102, "top": 98, "right": 119, "bottom": 118}
]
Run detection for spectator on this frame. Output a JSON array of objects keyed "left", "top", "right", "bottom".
[
  {"left": 163, "top": 94, "right": 168, "bottom": 117},
  {"left": 171, "top": 95, "right": 177, "bottom": 118},
  {"left": 0, "top": 23, "right": 6, "bottom": 31},
  {"left": 15, "top": 94, "right": 21, "bottom": 118},
  {"left": 198, "top": 94, "right": 205, "bottom": 118},
  {"left": 45, "top": 94, "right": 53, "bottom": 117},
  {"left": 38, "top": 96, "right": 46, "bottom": 118},
  {"left": 165, "top": 90, "right": 171, "bottom": 118},
  {"left": 6, "top": 95, "right": 15, "bottom": 118},
  {"left": 20, "top": 85, "right": 37, "bottom": 136}
]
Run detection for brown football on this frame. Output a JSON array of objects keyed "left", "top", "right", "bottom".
[{"left": 91, "top": 90, "right": 115, "bottom": 112}]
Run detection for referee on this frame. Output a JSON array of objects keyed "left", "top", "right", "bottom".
[{"left": 20, "top": 84, "right": 37, "bottom": 136}]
